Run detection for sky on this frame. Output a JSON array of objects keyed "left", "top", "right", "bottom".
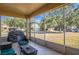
[
  {"left": 34, "top": 15, "right": 43, "bottom": 23},
  {"left": 73, "top": 3, "right": 79, "bottom": 8},
  {"left": 1, "top": 16, "right": 6, "bottom": 20}
]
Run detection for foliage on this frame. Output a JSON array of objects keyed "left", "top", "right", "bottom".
[
  {"left": 39, "top": 4, "right": 79, "bottom": 31},
  {"left": 2, "top": 17, "right": 26, "bottom": 29}
]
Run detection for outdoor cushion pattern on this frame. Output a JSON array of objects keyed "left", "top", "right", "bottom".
[
  {"left": 18, "top": 40, "right": 28, "bottom": 46},
  {"left": 1, "top": 48, "right": 16, "bottom": 55}
]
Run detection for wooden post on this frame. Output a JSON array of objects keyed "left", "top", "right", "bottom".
[
  {"left": 0, "top": 16, "right": 1, "bottom": 37},
  {"left": 25, "top": 16, "right": 31, "bottom": 40}
]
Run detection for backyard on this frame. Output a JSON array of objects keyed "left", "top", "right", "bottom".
[
  {"left": 31, "top": 32, "right": 79, "bottom": 49},
  {"left": 30, "top": 4, "right": 79, "bottom": 49}
]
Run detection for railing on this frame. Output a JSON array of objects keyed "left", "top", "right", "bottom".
[{"left": 31, "top": 37, "right": 79, "bottom": 55}]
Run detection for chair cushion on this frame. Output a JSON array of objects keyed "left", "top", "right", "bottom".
[
  {"left": 18, "top": 40, "right": 27, "bottom": 46},
  {"left": 0, "top": 42, "right": 12, "bottom": 50},
  {"left": 1, "top": 48, "right": 16, "bottom": 55}
]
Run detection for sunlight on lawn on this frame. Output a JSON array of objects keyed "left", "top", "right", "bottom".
[
  {"left": 31, "top": 32, "right": 79, "bottom": 49},
  {"left": 66, "top": 32, "right": 79, "bottom": 49}
]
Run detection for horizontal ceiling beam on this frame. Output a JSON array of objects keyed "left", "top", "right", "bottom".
[
  {"left": 29, "top": 3, "right": 64, "bottom": 18},
  {"left": 0, "top": 3, "right": 65, "bottom": 18}
]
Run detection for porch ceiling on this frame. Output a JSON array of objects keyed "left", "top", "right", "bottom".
[{"left": 0, "top": 3, "right": 64, "bottom": 18}]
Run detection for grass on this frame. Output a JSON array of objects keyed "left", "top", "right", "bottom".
[{"left": 31, "top": 32, "right": 79, "bottom": 49}]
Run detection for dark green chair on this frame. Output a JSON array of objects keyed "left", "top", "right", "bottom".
[
  {"left": 18, "top": 40, "right": 28, "bottom": 46},
  {"left": 1, "top": 48, "right": 16, "bottom": 55},
  {"left": 0, "top": 42, "right": 16, "bottom": 55},
  {"left": 15, "top": 30, "right": 29, "bottom": 46}
]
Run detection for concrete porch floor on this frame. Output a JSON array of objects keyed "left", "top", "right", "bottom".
[
  {"left": 12, "top": 41, "right": 62, "bottom": 55},
  {"left": 29, "top": 41, "right": 61, "bottom": 55}
]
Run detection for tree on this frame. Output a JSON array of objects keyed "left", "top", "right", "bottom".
[
  {"left": 39, "top": 4, "right": 79, "bottom": 32},
  {"left": 2, "top": 17, "right": 26, "bottom": 29}
]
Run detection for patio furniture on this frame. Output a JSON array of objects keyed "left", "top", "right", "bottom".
[
  {"left": 20, "top": 45, "right": 37, "bottom": 55},
  {"left": 15, "top": 30, "right": 29, "bottom": 46},
  {"left": 0, "top": 42, "right": 16, "bottom": 55},
  {"left": 18, "top": 40, "right": 28, "bottom": 46},
  {"left": 15, "top": 30, "right": 38, "bottom": 55},
  {"left": 7, "top": 30, "right": 17, "bottom": 43}
]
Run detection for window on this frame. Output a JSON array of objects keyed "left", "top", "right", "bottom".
[
  {"left": 65, "top": 4, "right": 79, "bottom": 49},
  {"left": 45, "top": 7, "right": 64, "bottom": 44},
  {"left": 1, "top": 16, "right": 9, "bottom": 37},
  {"left": 1, "top": 16, "right": 26, "bottom": 37},
  {"left": 30, "top": 3, "right": 79, "bottom": 49},
  {"left": 34, "top": 15, "right": 45, "bottom": 44}
]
